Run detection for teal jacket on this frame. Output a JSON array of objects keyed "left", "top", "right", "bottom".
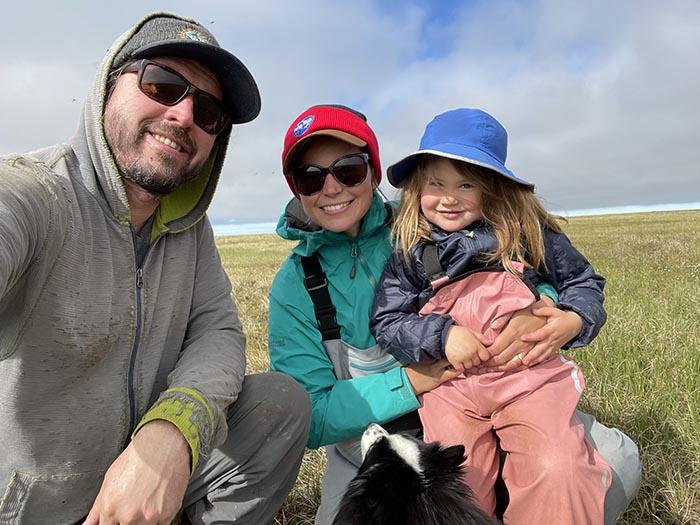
[{"left": 268, "top": 194, "right": 420, "bottom": 449}]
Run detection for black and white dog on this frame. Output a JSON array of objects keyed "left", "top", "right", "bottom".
[{"left": 333, "top": 423, "right": 498, "bottom": 525}]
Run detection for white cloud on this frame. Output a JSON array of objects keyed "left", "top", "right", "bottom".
[{"left": 1, "top": 0, "right": 698, "bottom": 222}]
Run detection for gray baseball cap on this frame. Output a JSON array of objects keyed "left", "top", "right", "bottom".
[{"left": 113, "top": 13, "right": 261, "bottom": 124}]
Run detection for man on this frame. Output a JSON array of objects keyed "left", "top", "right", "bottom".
[{"left": 0, "top": 13, "right": 310, "bottom": 525}]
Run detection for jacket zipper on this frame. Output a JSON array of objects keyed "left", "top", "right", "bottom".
[
  {"left": 349, "top": 244, "right": 357, "bottom": 279},
  {"left": 349, "top": 242, "right": 377, "bottom": 288},
  {"left": 126, "top": 266, "right": 144, "bottom": 440},
  {"left": 125, "top": 235, "right": 159, "bottom": 442}
]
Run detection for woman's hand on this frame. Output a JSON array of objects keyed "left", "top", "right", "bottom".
[
  {"left": 405, "top": 359, "right": 462, "bottom": 395},
  {"left": 518, "top": 305, "right": 583, "bottom": 366},
  {"left": 481, "top": 296, "right": 584, "bottom": 371},
  {"left": 481, "top": 296, "right": 552, "bottom": 371}
]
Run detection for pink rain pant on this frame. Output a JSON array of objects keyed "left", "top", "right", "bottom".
[{"left": 418, "top": 268, "right": 611, "bottom": 524}]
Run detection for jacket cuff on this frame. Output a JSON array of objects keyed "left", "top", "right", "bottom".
[
  {"left": 438, "top": 318, "right": 455, "bottom": 358},
  {"left": 132, "top": 387, "right": 216, "bottom": 473},
  {"left": 536, "top": 282, "right": 559, "bottom": 303},
  {"left": 391, "top": 366, "right": 420, "bottom": 405},
  {"left": 557, "top": 301, "right": 595, "bottom": 348}
]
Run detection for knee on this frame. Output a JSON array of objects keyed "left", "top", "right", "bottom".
[
  {"left": 243, "top": 372, "right": 311, "bottom": 436},
  {"left": 524, "top": 450, "right": 579, "bottom": 485},
  {"left": 271, "top": 371, "right": 312, "bottom": 418},
  {"left": 600, "top": 433, "right": 641, "bottom": 524},
  {"left": 585, "top": 421, "right": 642, "bottom": 502},
  {"left": 607, "top": 432, "right": 642, "bottom": 502}
]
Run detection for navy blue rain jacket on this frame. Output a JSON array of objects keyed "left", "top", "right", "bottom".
[{"left": 370, "top": 221, "right": 606, "bottom": 364}]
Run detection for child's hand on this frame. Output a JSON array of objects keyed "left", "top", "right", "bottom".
[
  {"left": 518, "top": 306, "right": 583, "bottom": 366},
  {"left": 444, "top": 325, "right": 491, "bottom": 372}
]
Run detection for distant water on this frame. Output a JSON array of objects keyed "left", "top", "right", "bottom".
[
  {"left": 551, "top": 201, "right": 700, "bottom": 218},
  {"left": 212, "top": 221, "right": 279, "bottom": 237},
  {"left": 212, "top": 201, "right": 700, "bottom": 237}
]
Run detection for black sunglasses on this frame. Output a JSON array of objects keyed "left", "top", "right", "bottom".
[
  {"left": 291, "top": 153, "right": 370, "bottom": 196},
  {"left": 122, "top": 59, "right": 230, "bottom": 135}
]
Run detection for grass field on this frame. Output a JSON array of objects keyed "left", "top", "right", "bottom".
[{"left": 217, "top": 210, "right": 700, "bottom": 525}]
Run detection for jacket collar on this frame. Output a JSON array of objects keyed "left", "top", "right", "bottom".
[
  {"left": 276, "top": 192, "right": 390, "bottom": 256},
  {"left": 429, "top": 219, "right": 488, "bottom": 243}
]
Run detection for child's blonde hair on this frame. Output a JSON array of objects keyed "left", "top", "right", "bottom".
[{"left": 392, "top": 156, "right": 564, "bottom": 274}]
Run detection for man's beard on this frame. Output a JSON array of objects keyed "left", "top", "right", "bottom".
[
  {"left": 105, "top": 113, "right": 206, "bottom": 196},
  {"left": 119, "top": 145, "right": 200, "bottom": 196}
]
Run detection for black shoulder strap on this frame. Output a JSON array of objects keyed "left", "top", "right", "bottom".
[
  {"left": 300, "top": 253, "right": 341, "bottom": 341},
  {"left": 417, "top": 243, "right": 447, "bottom": 311},
  {"left": 422, "top": 243, "right": 446, "bottom": 283}
]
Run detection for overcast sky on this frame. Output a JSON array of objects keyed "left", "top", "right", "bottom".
[{"left": 2, "top": 0, "right": 698, "bottom": 223}]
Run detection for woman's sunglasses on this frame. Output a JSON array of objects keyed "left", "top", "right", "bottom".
[
  {"left": 291, "top": 153, "right": 370, "bottom": 196},
  {"left": 121, "top": 59, "right": 230, "bottom": 135}
]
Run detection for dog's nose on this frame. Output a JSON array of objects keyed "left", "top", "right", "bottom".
[
  {"left": 361, "top": 423, "right": 388, "bottom": 457},
  {"left": 364, "top": 423, "right": 388, "bottom": 440}
]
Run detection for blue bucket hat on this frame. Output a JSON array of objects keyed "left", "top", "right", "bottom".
[{"left": 387, "top": 108, "right": 534, "bottom": 189}]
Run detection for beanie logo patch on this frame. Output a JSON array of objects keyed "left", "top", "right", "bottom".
[
  {"left": 178, "top": 28, "right": 213, "bottom": 44},
  {"left": 293, "top": 115, "right": 314, "bottom": 137}
]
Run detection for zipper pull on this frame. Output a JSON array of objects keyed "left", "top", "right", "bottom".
[
  {"left": 350, "top": 244, "right": 357, "bottom": 279},
  {"left": 136, "top": 268, "right": 143, "bottom": 288}
]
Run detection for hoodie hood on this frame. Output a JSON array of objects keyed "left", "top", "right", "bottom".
[
  {"left": 276, "top": 192, "right": 391, "bottom": 255},
  {"left": 68, "top": 12, "right": 235, "bottom": 241}
]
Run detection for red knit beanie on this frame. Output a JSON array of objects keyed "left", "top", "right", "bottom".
[{"left": 281, "top": 104, "right": 381, "bottom": 195}]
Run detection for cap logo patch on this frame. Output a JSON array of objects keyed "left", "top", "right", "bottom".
[
  {"left": 293, "top": 115, "right": 314, "bottom": 137},
  {"left": 178, "top": 28, "right": 212, "bottom": 44}
]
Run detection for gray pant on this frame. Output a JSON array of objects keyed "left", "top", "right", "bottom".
[
  {"left": 183, "top": 372, "right": 311, "bottom": 525},
  {"left": 315, "top": 410, "right": 641, "bottom": 525}
]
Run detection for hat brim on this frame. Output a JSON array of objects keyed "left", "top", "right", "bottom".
[
  {"left": 387, "top": 144, "right": 534, "bottom": 189},
  {"left": 134, "top": 41, "right": 261, "bottom": 124},
  {"left": 282, "top": 130, "right": 367, "bottom": 174}
]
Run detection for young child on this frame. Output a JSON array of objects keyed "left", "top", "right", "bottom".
[{"left": 370, "top": 108, "right": 612, "bottom": 523}]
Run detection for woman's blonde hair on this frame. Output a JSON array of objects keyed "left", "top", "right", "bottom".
[{"left": 392, "top": 156, "right": 564, "bottom": 274}]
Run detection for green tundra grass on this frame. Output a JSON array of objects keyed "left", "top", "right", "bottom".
[{"left": 216, "top": 210, "right": 700, "bottom": 525}]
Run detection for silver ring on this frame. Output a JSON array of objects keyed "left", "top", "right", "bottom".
[{"left": 516, "top": 353, "right": 525, "bottom": 363}]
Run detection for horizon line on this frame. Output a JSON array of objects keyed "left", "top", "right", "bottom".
[{"left": 212, "top": 201, "right": 700, "bottom": 236}]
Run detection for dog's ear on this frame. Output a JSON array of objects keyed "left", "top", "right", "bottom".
[{"left": 441, "top": 444, "right": 467, "bottom": 468}]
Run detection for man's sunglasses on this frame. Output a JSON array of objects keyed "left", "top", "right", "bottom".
[
  {"left": 291, "top": 153, "right": 370, "bottom": 196},
  {"left": 122, "top": 59, "right": 230, "bottom": 135}
]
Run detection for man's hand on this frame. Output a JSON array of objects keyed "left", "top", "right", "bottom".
[
  {"left": 405, "top": 359, "right": 463, "bottom": 395},
  {"left": 84, "top": 420, "right": 191, "bottom": 525},
  {"left": 444, "top": 325, "right": 491, "bottom": 372}
]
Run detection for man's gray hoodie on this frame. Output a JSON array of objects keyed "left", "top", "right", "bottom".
[{"left": 0, "top": 13, "right": 246, "bottom": 522}]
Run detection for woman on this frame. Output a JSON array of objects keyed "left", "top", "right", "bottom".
[{"left": 268, "top": 104, "right": 640, "bottom": 524}]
